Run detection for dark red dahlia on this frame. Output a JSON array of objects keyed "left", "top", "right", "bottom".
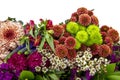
[
  {"left": 27, "top": 51, "right": 42, "bottom": 69},
  {"left": 59, "top": 36, "right": 66, "bottom": 44},
  {"left": 63, "top": 32, "right": 71, "bottom": 37},
  {"left": 55, "top": 44, "right": 68, "bottom": 58},
  {"left": 107, "top": 28, "right": 119, "bottom": 43},
  {"left": 67, "top": 49, "right": 77, "bottom": 60},
  {"left": 54, "top": 40, "right": 59, "bottom": 48},
  {"left": 100, "top": 25, "right": 109, "bottom": 32},
  {"left": 7, "top": 53, "right": 27, "bottom": 72},
  {"left": 90, "top": 44, "right": 100, "bottom": 55},
  {"left": 77, "top": 7, "right": 88, "bottom": 15},
  {"left": 53, "top": 25, "right": 64, "bottom": 38},
  {"left": 65, "top": 37, "right": 76, "bottom": 49},
  {"left": 101, "top": 32, "right": 108, "bottom": 40},
  {"left": 70, "top": 16, "right": 78, "bottom": 22},
  {"left": 88, "top": 10, "right": 94, "bottom": 16},
  {"left": 104, "top": 36, "right": 113, "bottom": 44},
  {"left": 98, "top": 44, "right": 112, "bottom": 57},
  {"left": 80, "top": 44, "right": 88, "bottom": 51},
  {"left": 78, "top": 14, "right": 91, "bottom": 26},
  {"left": 91, "top": 15, "right": 99, "bottom": 25}
]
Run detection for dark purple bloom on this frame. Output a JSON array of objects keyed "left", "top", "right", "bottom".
[
  {"left": 86, "top": 70, "right": 93, "bottom": 80},
  {"left": 45, "top": 59, "right": 51, "bottom": 68},
  {"left": 27, "top": 51, "right": 42, "bottom": 69},
  {"left": 7, "top": 53, "right": 27, "bottom": 72},
  {"left": 70, "top": 68, "right": 77, "bottom": 80},
  {"left": 112, "top": 46, "right": 120, "bottom": 51},
  {"left": 0, "top": 63, "right": 9, "bottom": 70}
]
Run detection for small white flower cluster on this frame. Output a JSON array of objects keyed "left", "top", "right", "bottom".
[
  {"left": 37, "top": 48, "right": 110, "bottom": 75},
  {"left": 75, "top": 48, "right": 110, "bottom": 76}
]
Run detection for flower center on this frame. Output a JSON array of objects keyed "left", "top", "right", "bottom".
[{"left": 3, "top": 29, "right": 16, "bottom": 41}]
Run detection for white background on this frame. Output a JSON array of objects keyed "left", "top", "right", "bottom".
[{"left": 0, "top": 0, "right": 120, "bottom": 33}]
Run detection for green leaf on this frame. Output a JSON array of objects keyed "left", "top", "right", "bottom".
[
  {"left": 45, "top": 33, "right": 55, "bottom": 52},
  {"left": 43, "top": 76, "right": 47, "bottom": 80},
  {"left": 19, "top": 70, "right": 35, "bottom": 80},
  {"left": 39, "top": 37, "right": 46, "bottom": 50},
  {"left": 106, "top": 75, "right": 120, "bottom": 80},
  {"left": 29, "top": 29, "right": 34, "bottom": 37},
  {"left": 106, "top": 63, "right": 116, "bottom": 73},
  {"left": 107, "top": 71, "right": 120, "bottom": 76},
  {"left": 35, "top": 75, "right": 43, "bottom": 80},
  {"left": 48, "top": 73, "right": 59, "bottom": 80}
]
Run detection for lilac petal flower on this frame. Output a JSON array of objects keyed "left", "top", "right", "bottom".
[
  {"left": 86, "top": 70, "right": 93, "bottom": 80},
  {"left": 0, "top": 63, "right": 9, "bottom": 70}
]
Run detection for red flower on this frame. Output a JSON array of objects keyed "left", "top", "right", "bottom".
[
  {"left": 30, "top": 20, "right": 35, "bottom": 27},
  {"left": 46, "top": 20, "right": 53, "bottom": 30},
  {"left": 54, "top": 40, "right": 59, "bottom": 48},
  {"left": 100, "top": 25, "right": 109, "bottom": 32},
  {"left": 107, "top": 28, "right": 119, "bottom": 43},
  {"left": 88, "top": 10, "right": 94, "bottom": 16},
  {"left": 65, "top": 37, "right": 76, "bottom": 49},
  {"left": 78, "top": 14, "right": 91, "bottom": 26},
  {"left": 63, "top": 32, "right": 71, "bottom": 37},
  {"left": 70, "top": 16, "right": 78, "bottom": 22},
  {"left": 80, "top": 44, "right": 88, "bottom": 51},
  {"left": 101, "top": 32, "right": 108, "bottom": 40},
  {"left": 77, "top": 7, "right": 88, "bottom": 15},
  {"left": 59, "top": 36, "right": 66, "bottom": 44},
  {"left": 55, "top": 44, "right": 68, "bottom": 58},
  {"left": 91, "top": 15, "right": 99, "bottom": 25},
  {"left": 67, "top": 49, "right": 77, "bottom": 60},
  {"left": 53, "top": 25, "right": 64, "bottom": 38},
  {"left": 98, "top": 44, "right": 112, "bottom": 57},
  {"left": 90, "top": 44, "right": 99, "bottom": 55}
]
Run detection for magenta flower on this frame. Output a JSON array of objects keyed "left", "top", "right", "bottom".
[
  {"left": 7, "top": 53, "right": 27, "bottom": 72},
  {"left": 27, "top": 51, "right": 42, "bottom": 69}
]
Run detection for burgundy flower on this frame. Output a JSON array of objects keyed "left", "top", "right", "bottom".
[
  {"left": 78, "top": 14, "right": 91, "bottom": 26},
  {"left": 59, "top": 36, "right": 66, "bottom": 44},
  {"left": 55, "top": 44, "right": 68, "bottom": 58},
  {"left": 46, "top": 20, "right": 53, "bottom": 30},
  {"left": 98, "top": 44, "right": 112, "bottom": 57},
  {"left": 63, "top": 32, "right": 71, "bottom": 37},
  {"left": 80, "top": 44, "right": 88, "bottom": 51},
  {"left": 88, "top": 10, "right": 94, "bottom": 16},
  {"left": 104, "top": 37, "right": 113, "bottom": 45},
  {"left": 91, "top": 15, "right": 99, "bottom": 25},
  {"left": 90, "top": 44, "right": 100, "bottom": 55},
  {"left": 107, "top": 28, "right": 119, "bottom": 43},
  {"left": 77, "top": 7, "right": 88, "bottom": 15},
  {"left": 67, "top": 49, "right": 77, "bottom": 59},
  {"left": 100, "top": 25, "right": 109, "bottom": 32},
  {"left": 7, "top": 53, "right": 27, "bottom": 72},
  {"left": 65, "top": 37, "right": 76, "bottom": 49},
  {"left": 101, "top": 32, "right": 108, "bottom": 40},
  {"left": 54, "top": 40, "right": 59, "bottom": 48},
  {"left": 27, "top": 51, "right": 42, "bottom": 69},
  {"left": 30, "top": 20, "right": 35, "bottom": 27},
  {"left": 53, "top": 25, "right": 64, "bottom": 38},
  {"left": 70, "top": 16, "right": 78, "bottom": 22}
]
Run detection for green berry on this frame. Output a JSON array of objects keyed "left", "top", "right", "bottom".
[
  {"left": 87, "top": 24, "right": 100, "bottom": 34},
  {"left": 66, "top": 21, "right": 79, "bottom": 34},
  {"left": 74, "top": 39, "right": 81, "bottom": 49},
  {"left": 75, "top": 31, "right": 88, "bottom": 43}
]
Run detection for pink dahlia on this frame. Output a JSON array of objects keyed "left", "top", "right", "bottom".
[
  {"left": 53, "top": 25, "right": 64, "bottom": 38},
  {"left": 77, "top": 7, "right": 88, "bottom": 15},
  {"left": 65, "top": 37, "right": 76, "bottom": 49},
  {"left": 98, "top": 44, "right": 112, "bottom": 57},
  {"left": 78, "top": 14, "right": 91, "bottom": 26},
  {"left": 0, "top": 21, "right": 24, "bottom": 49},
  {"left": 55, "top": 44, "right": 68, "bottom": 58},
  {"left": 27, "top": 51, "right": 42, "bottom": 69},
  {"left": 67, "top": 49, "right": 77, "bottom": 60},
  {"left": 91, "top": 15, "right": 99, "bottom": 25},
  {"left": 107, "top": 28, "right": 119, "bottom": 43},
  {"left": 7, "top": 53, "right": 27, "bottom": 72}
]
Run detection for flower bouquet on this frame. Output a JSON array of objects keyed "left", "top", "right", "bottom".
[{"left": 0, "top": 7, "right": 120, "bottom": 80}]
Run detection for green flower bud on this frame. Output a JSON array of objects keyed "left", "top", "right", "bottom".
[
  {"left": 87, "top": 24, "right": 100, "bottom": 34},
  {"left": 74, "top": 39, "right": 81, "bottom": 49},
  {"left": 79, "top": 25, "right": 86, "bottom": 31},
  {"left": 66, "top": 21, "right": 79, "bottom": 34},
  {"left": 75, "top": 31, "right": 88, "bottom": 43}
]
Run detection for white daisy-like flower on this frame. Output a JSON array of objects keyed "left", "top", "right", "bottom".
[
  {"left": 35, "top": 66, "right": 41, "bottom": 72},
  {"left": 75, "top": 77, "right": 81, "bottom": 80},
  {"left": 42, "top": 67, "right": 48, "bottom": 73}
]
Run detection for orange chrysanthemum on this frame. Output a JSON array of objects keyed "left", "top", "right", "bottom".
[
  {"left": 55, "top": 44, "right": 68, "bottom": 58},
  {"left": 91, "top": 15, "right": 99, "bottom": 25},
  {"left": 78, "top": 14, "right": 91, "bottom": 26}
]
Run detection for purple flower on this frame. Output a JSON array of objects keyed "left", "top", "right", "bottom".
[
  {"left": 0, "top": 63, "right": 9, "bottom": 70},
  {"left": 7, "top": 53, "right": 27, "bottom": 72},
  {"left": 27, "top": 51, "right": 42, "bottom": 69},
  {"left": 70, "top": 68, "right": 77, "bottom": 80},
  {"left": 85, "top": 70, "right": 93, "bottom": 80}
]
